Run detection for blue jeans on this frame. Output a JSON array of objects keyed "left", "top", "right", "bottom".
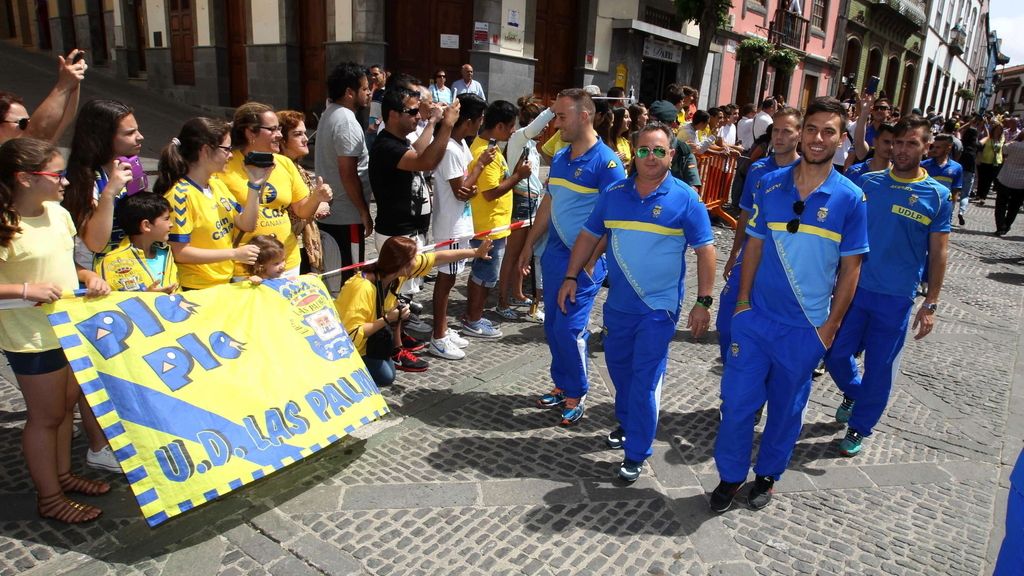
[
  {"left": 363, "top": 356, "right": 395, "bottom": 387},
  {"left": 959, "top": 170, "right": 976, "bottom": 216}
]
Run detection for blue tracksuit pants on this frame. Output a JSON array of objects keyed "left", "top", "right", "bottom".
[
  {"left": 714, "top": 308, "right": 825, "bottom": 483},
  {"left": 716, "top": 268, "right": 741, "bottom": 363},
  {"left": 604, "top": 306, "right": 677, "bottom": 463},
  {"left": 995, "top": 448, "right": 1024, "bottom": 576},
  {"left": 541, "top": 250, "right": 606, "bottom": 400},
  {"left": 824, "top": 287, "right": 914, "bottom": 437}
]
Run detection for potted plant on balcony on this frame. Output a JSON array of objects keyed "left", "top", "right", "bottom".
[
  {"left": 768, "top": 48, "right": 801, "bottom": 73},
  {"left": 736, "top": 37, "right": 774, "bottom": 65},
  {"left": 956, "top": 87, "right": 976, "bottom": 102}
]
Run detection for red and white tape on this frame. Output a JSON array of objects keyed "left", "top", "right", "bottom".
[{"left": 318, "top": 219, "right": 532, "bottom": 278}]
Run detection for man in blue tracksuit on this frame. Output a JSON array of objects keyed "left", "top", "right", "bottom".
[
  {"left": 825, "top": 115, "right": 951, "bottom": 456},
  {"left": 557, "top": 123, "right": 716, "bottom": 482},
  {"left": 711, "top": 97, "right": 869, "bottom": 513},
  {"left": 995, "top": 446, "right": 1024, "bottom": 575},
  {"left": 518, "top": 88, "right": 625, "bottom": 426},
  {"left": 718, "top": 107, "right": 802, "bottom": 363}
]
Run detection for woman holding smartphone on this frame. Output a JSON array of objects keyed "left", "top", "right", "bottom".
[{"left": 217, "top": 102, "right": 332, "bottom": 279}]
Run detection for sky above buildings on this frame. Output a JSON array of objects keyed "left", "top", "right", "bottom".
[{"left": 991, "top": 0, "right": 1021, "bottom": 67}]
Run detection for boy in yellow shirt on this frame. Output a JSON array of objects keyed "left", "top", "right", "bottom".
[{"left": 97, "top": 192, "right": 178, "bottom": 292}]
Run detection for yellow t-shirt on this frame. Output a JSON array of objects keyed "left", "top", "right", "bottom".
[
  {"left": 96, "top": 236, "right": 178, "bottom": 292},
  {"left": 166, "top": 177, "right": 243, "bottom": 289},
  {"left": 217, "top": 152, "right": 310, "bottom": 274},
  {"left": 615, "top": 136, "right": 633, "bottom": 168},
  {"left": 335, "top": 252, "right": 436, "bottom": 355},
  {"left": 468, "top": 137, "right": 512, "bottom": 240},
  {"left": 0, "top": 203, "right": 79, "bottom": 352},
  {"left": 541, "top": 129, "right": 570, "bottom": 158}
]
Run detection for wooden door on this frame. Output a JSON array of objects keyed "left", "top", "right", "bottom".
[
  {"left": 298, "top": 0, "right": 326, "bottom": 123},
  {"left": 226, "top": 0, "right": 247, "bottom": 106},
  {"left": 385, "top": 0, "right": 472, "bottom": 88},
  {"left": 800, "top": 74, "right": 818, "bottom": 112},
  {"left": 133, "top": 0, "right": 147, "bottom": 71},
  {"left": 168, "top": 0, "right": 194, "bottom": 85},
  {"left": 33, "top": 0, "right": 51, "bottom": 49},
  {"left": 534, "top": 0, "right": 579, "bottom": 104}
]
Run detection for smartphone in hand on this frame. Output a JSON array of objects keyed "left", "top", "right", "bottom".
[
  {"left": 117, "top": 155, "right": 149, "bottom": 196},
  {"left": 244, "top": 151, "right": 274, "bottom": 168},
  {"left": 866, "top": 76, "right": 880, "bottom": 95}
]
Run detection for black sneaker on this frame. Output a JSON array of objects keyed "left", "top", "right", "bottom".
[
  {"left": 747, "top": 475, "right": 775, "bottom": 510},
  {"left": 605, "top": 427, "right": 625, "bottom": 449},
  {"left": 392, "top": 348, "right": 428, "bottom": 372},
  {"left": 709, "top": 480, "right": 743, "bottom": 513},
  {"left": 401, "top": 332, "right": 428, "bottom": 352},
  {"left": 958, "top": 214, "right": 966, "bottom": 226},
  {"left": 617, "top": 459, "right": 643, "bottom": 483},
  {"left": 402, "top": 314, "right": 432, "bottom": 336}
]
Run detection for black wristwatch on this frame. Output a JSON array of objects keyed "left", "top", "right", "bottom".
[
  {"left": 696, "top": 295, "right": 714, "bottom": 308},
  {"left": 921, "top": 302, "right": 937, "bottom": 313}
]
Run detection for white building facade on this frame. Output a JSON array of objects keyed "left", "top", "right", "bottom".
[{"left": 913, "top": 0, "right": 986, "bottom": 116}]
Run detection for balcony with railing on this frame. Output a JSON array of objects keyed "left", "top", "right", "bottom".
[
  {"left": 770, "top": 7, "right": 809, "bottom": 50},
  {"left": 866, "top": 0, "right": 926, "bottom": 29}
]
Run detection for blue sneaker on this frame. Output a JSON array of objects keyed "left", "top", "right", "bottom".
[
  {"left": 461, "top": 317, "right": 503, "bottom": 339},
  {"left": 835, "top": 396, "right": 855, "bottom": 424},
  {"left": 839, "top": 429, "right": 863, "bottom": 457},
  {"left": 537, "top": 389, "right": 566, "bottom": 408},
  {"left": 560, "top": 398, "right": 585, "bottom": 426},
  {"left": 605, "top": 427, "right": 625, "bottom": 449},
  {"left": 618, "top": 459, "right": 644, "bottom": 483}
]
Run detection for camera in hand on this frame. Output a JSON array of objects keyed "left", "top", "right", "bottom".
[{"left": 244, "top": 151, "right": 274, "bottom": 168}]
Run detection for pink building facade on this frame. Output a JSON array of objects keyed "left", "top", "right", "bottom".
[{"left": 714, "top": 0, "right": 843, "bottom": 109}]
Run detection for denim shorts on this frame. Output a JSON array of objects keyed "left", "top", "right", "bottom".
[
  {"left": 470, "top": 237, "right": 506, "bottom": 288},
  {"left": 4, "top": 348, "right": 69, "bottom": 376},
  {"left": 512, "top": 193, "right": 541, "bottom": 222}
]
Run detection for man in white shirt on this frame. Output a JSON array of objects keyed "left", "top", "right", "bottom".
[
  {"left": 452, "top": 64, "right": 486, "bottom": 100},
  {"left": 753, "top": 98, "right": 777, "bottom": 142},
  {"left": 737, "top": 103, "right": 757, "bottom": 151}
]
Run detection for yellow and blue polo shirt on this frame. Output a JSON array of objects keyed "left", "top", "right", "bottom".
[
  {"left": 843, "top": 160, "right": 886, "bottom": 188},
  {"left": 166, "top": 176, "right": 244, "bottom": 289},
  {"left": 583, "top": 175, "right": 714, "bottom": 316},
  {"left": 921, "top": 157, "right": 963, "bottom": 193},
  {"left": 547, "top": 140, "right": 626, "bottom": 257},
  {"left": 739, "top": 156, "right": 799, "bottom": 213},
  {"left": 857, "top": 168, "right": 951, "bottom": 298},
  {"left": 747, "top": 166, "right": 870, "bottom": 327},
  {"left": 96, "top": 236, "right": 178, "bottom": 292}
]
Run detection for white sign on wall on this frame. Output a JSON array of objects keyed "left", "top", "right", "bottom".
[
  {"left": 440, "top": 34, "right": 459, "bottom": 49},
  {"left": 643, "top": 37, "right": 683, "bottom": 63}
]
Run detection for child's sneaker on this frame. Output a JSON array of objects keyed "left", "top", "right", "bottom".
[
  {"left": 428, "top": 335, "right": 465, "bottom": 360},
  {"left": 461, "top": 317, "right": 502, "bottom": 338},
  {"left": 392, "top": 348, "right": 428, "bottom": 372}
]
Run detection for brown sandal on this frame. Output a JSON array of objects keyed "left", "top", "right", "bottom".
[
  {"left": 37, "top": 492, "right": 102, "bottom": 524},
  {"left": 58, "top": 472, "right": 111, "bottom": 496}
]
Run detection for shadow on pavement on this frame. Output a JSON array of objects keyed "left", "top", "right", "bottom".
[{"left": 988, "top": 271, "right": 1024, "bottom": 286}]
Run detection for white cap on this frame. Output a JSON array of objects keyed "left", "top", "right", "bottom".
[{"left": 583, "top": 85, "right": 602, "bottom": 96}]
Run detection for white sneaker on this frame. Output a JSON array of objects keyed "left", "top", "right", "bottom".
[
  {"left": 445, "top": 329, "right": 469, "bottom": 348},
  {"left": 86, "top": 445, "right": 122, "bottom": 473},
  {"left": 429, "top": 335, "right": 466, "bottom": 360}
]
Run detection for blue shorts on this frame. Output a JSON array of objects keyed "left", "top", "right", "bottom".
[
  {"left": 470, "top": 237, "right": 506, "bottom": 288},
  {"left": 4, "top": 348, "right": 69, "bottom": 376}
]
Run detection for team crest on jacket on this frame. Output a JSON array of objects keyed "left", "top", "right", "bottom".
[
  {"left": 908, "top": 194, "right": 919, "bottom": 205},
  {"left": 730, "top": 342, "right": 739, "bottom": 357},
  {"left": 816, "top": 207, "right": 829, "bottom": 222},
  {"left": 574, "top": 167, "right": 583, "bottom": 179},
  {"left": 652, "top": 205, "right": 662, "bottom": 218}
]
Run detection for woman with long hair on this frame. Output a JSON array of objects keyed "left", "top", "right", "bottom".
[
  {"left": 153, "top": 117, "right": 267, "bottom": 289},
  {"left": 496, "top": 95, "right": 555, "bottom": 320},
  {"left": 217, "top": 102, "right": 332, "bottom": 280},
  {"left": 0, "top": 138, "right": 111, "bottom": 523},
  {"left": 276, "top": 110, "right": 331, "bottom": 273},
  {"left": 609, "top": 107, "right": 633, "bottom": 171},
  {"left": 62, "top": 99, "right": 142, "bottom": 267},
  {"left": 977, "top": 123, "right": 1004, "bottom": 205},
  {"left": 336, "top": 236, "right": 491, "bottom": 386}
]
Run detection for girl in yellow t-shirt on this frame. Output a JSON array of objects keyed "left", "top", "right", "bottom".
[
  {"left": 217, "top": 102, "right": 332, "bottom": 278},
  {"left": 0, "top": 138, "right": 113, "bottom": 524},
  {"left": 336, "top": 237, "right": 491, "bottom": 386},
  {"left": 153, "top": 117, "right": 270, "bottom": 290}
]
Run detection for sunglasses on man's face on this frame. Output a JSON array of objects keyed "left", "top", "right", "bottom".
[
  {"left": 3, "top": 118, "right": 30, "bottom": 131},
  {"left": 402, "top": 107, "right": 421, "bottom": 116},
  {"left": 786, "top": 200, "right": 805, "bottom": 233},
  {"left": 873, "top": 106, "right": 891, "bottom": 111},
  {"left": 635, "top": 146, "right": 668, "bottom": 159}
]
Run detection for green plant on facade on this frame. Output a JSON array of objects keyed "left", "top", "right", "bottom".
[
  {"left": 736, "top": 37, "right": 774, "bottom": 65},
  {"left": 956, "top": 87, "right": 976, "bottom": 101},
  {"left": 674, "top": 0, "right": 735, "bottom": 90},
  {"left": 767, "top": 48, "right": 801, "bottom": 72}
]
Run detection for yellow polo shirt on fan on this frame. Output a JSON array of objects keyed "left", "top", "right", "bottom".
[{"left": 217, "top": 150, "right": 310, "bottom": 275}]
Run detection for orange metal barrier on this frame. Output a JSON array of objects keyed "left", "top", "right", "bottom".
[{"left": 696, "top": 153, "right": 738, "bottom": 229}]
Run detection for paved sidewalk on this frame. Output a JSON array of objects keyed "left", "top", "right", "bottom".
[{"left": 1, "top": 194, "right": 1021, "bottom": 575}]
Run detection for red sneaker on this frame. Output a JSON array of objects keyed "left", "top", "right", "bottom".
[{"left": 392, "top": 348, "right": 428, "bottom": 372}]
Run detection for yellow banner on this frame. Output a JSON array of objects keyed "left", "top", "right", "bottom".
[{"left": 46, "top": 276, "right": 388, "bottom": 527}]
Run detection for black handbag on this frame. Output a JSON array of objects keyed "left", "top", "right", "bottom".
[{"left": 364, "top": 280, "right": 396, "bottom": 360}]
